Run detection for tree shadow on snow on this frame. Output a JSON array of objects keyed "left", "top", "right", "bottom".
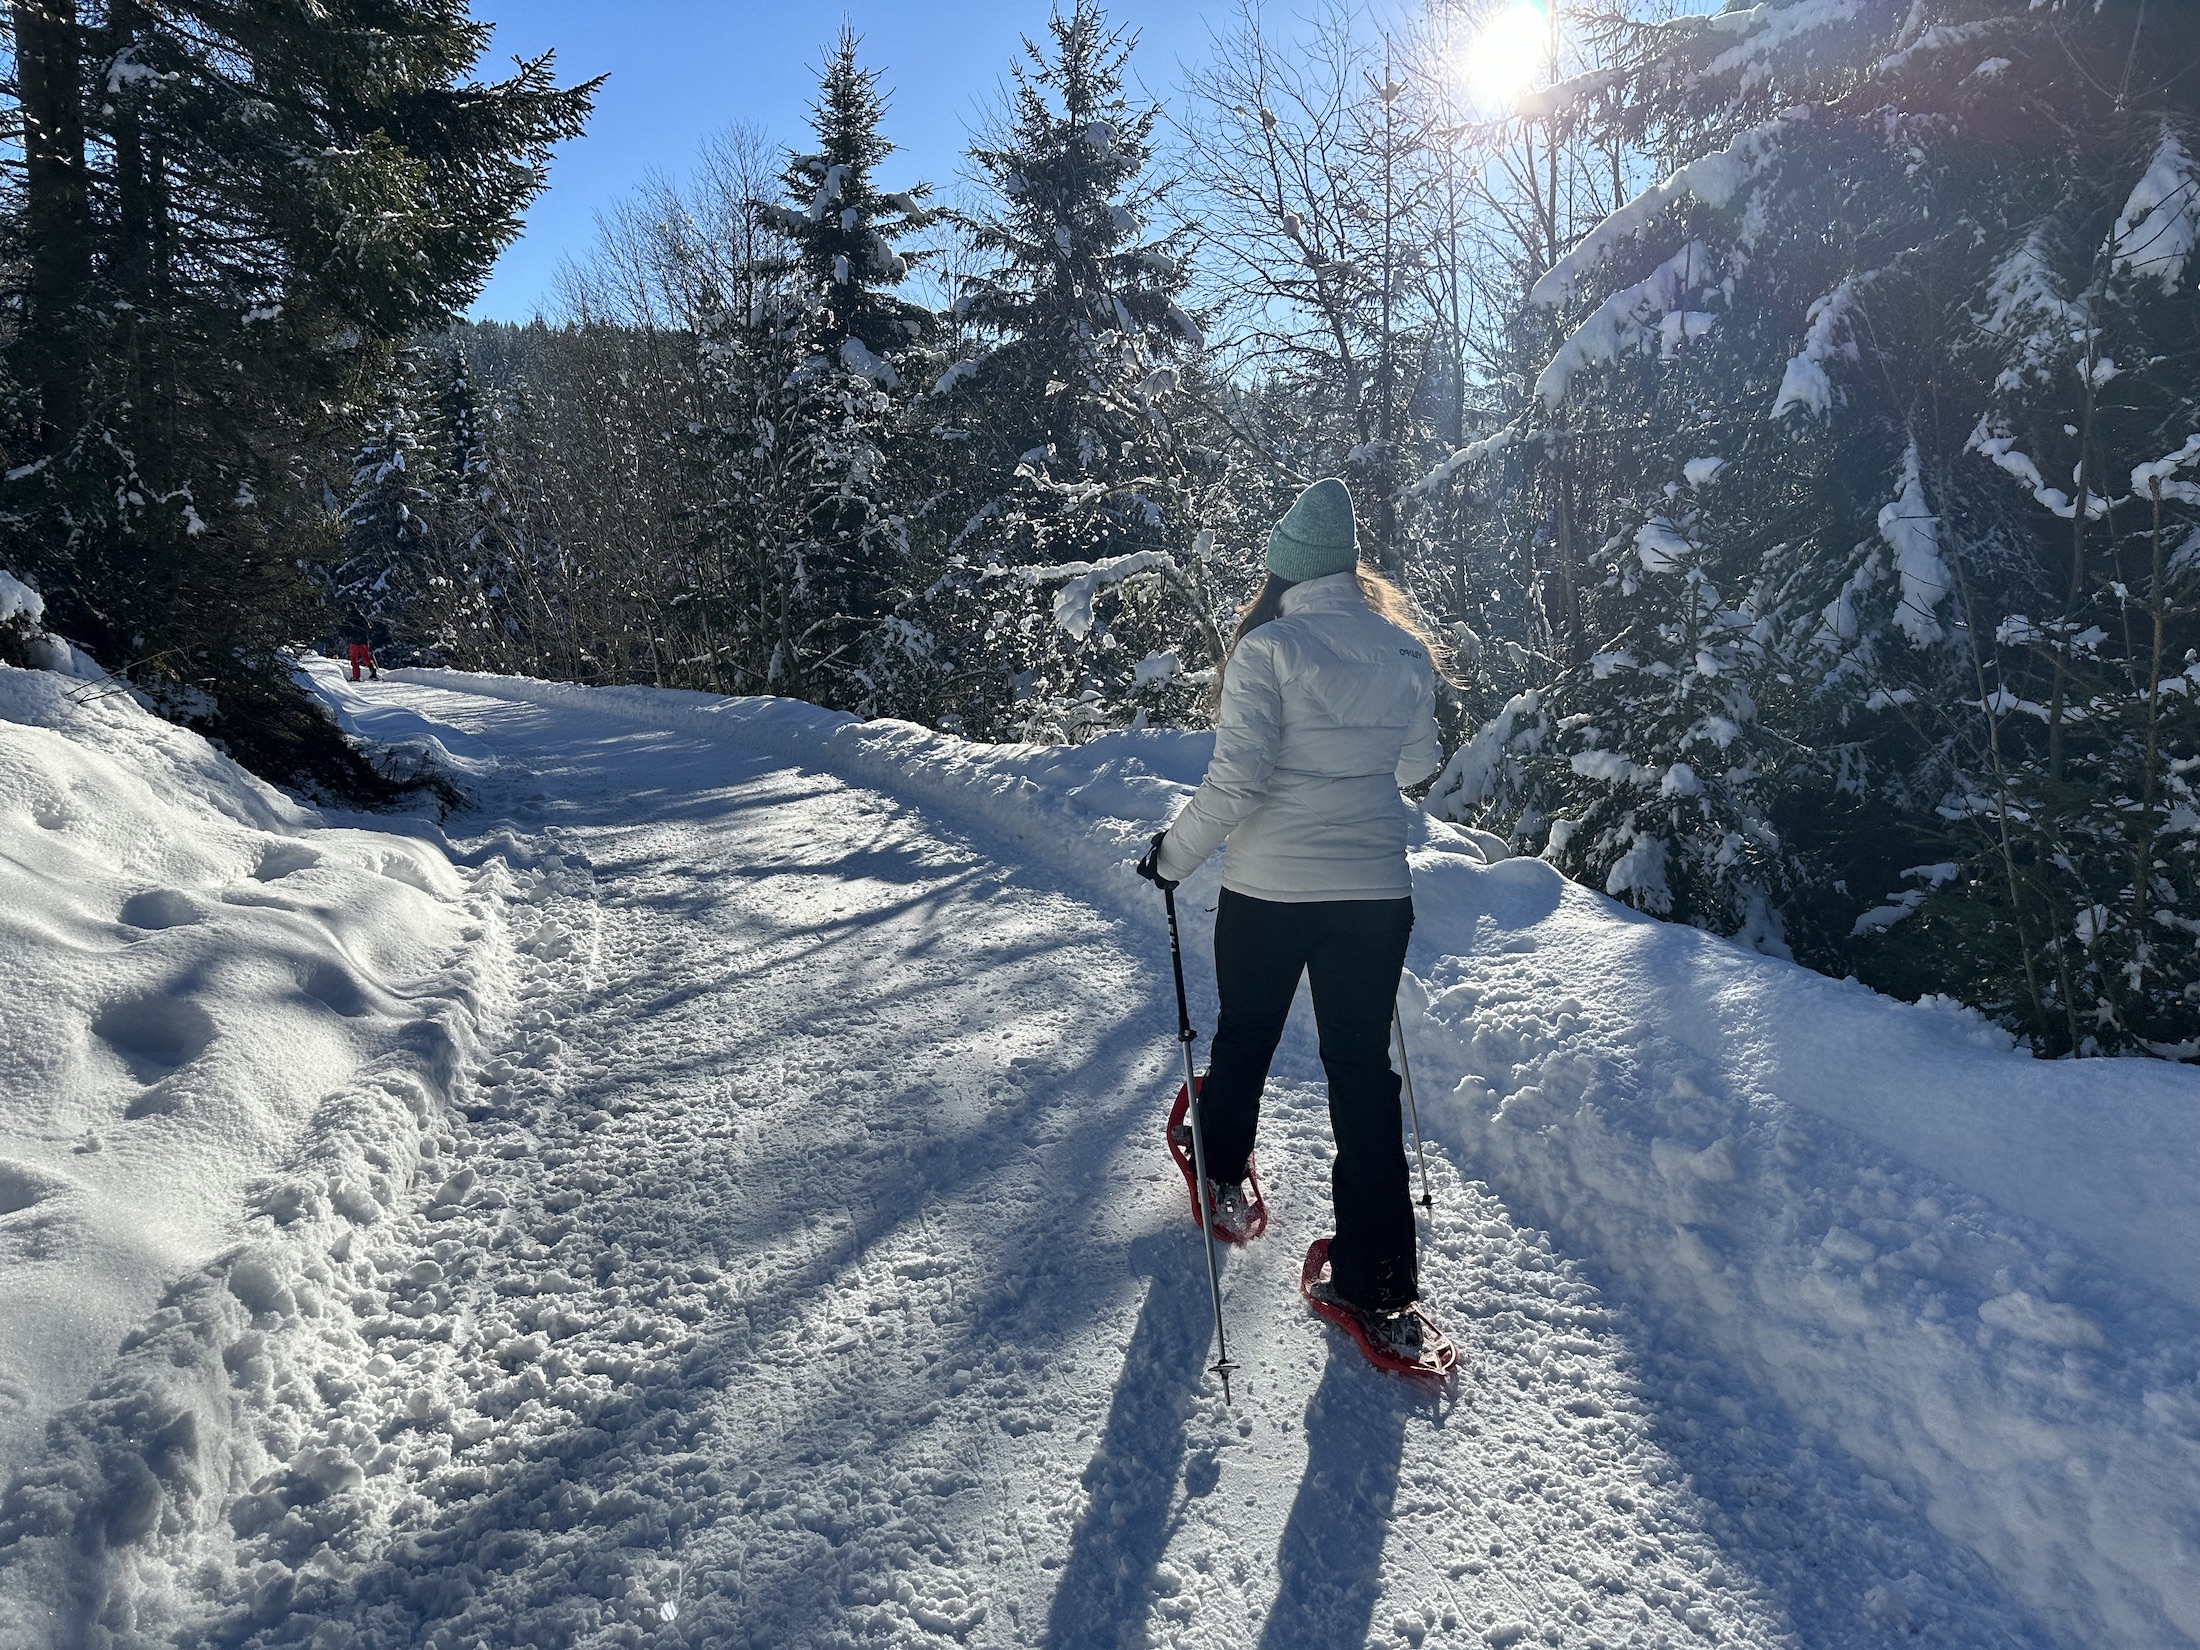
[
  {"left": 1253, "top": 1351, "right": 1409, "bottom": 1650},
  {"left": 1612, "top": 1314, "right": 2067, "bottom": 1650},
  {"left": 1040, "top": 1230, "right": 1217, "bottom": 1650}
]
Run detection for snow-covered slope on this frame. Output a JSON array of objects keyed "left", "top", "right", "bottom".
[
  {"left": 0, "top": 660, "right": 2192, "bottom": 1649},
  {"left": 0, "top": 668, "right": 518, "bottom": 1483}
]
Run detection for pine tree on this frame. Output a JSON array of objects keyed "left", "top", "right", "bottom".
[
  {"left": 932, "top": 0, "right": 1226, "bottom": 740},
  {"left": 334, "top": 340, "right": 512, "bottom": 668},
  {"left": 763, "top": 27, "right": 937, "bottom": 375},
  {"left": 691, "top": 28, "right": 935, "bottom": 715},
  {"left": 333, "top": 352, "right": 441, "bottom": 661}
]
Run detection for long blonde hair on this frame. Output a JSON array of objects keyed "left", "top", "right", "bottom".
[{"left": 1213, "top": 565, "right": 1462, "bottom": 704}]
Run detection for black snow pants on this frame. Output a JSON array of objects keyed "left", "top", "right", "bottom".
[{"left": 1200, "top": 888, "right": 1417, "bottom": 1312}]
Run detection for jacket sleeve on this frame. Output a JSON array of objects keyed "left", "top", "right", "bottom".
[
  {"left": 1156, "top": 636, "right": 1285, "bottom": 883},
  {"left": 1394, "top": 662, "right": 1441, "bottom": 790}
]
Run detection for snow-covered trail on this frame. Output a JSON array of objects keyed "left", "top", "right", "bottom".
[
  {"left": 81, "top": 668, "right": 2038, "bottom": 1650},
  {"left": 1, "top": 667, "right": 2065, "bottom": 1649}
]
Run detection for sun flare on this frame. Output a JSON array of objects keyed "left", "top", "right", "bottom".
[{"left": 1459, "top": 1, "right": 1555, "bottom": 114}]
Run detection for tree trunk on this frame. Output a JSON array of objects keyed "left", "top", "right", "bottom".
[{"left": 13, "top": 0, "right": 92, "bottom": 452}]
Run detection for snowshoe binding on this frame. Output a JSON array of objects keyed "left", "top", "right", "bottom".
[
  {"left": 1300, "top": 1237, "right": 1458, "bottom": 1378},
  {"left": 1166, "top": 1078, "right": 1268, "bottom": 1244}
]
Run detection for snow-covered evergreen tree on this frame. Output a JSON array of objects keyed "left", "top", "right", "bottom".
[
  {"left": 0, "top": 0, "right": 591, "bottom": 787},
  {"left": 763, "top": 28, "right": 938, "bottom": 376},
  {"left": 692, "top": 30, "right": 938, "bottom": 715},
  {"left": 334, "top": 342, "right": 522, "bottom": 668},
  {"left": 929, "top": 0, "right": 1226, "bottom": 740},
  {"left": 1421, "top": 0, "right": 2200, "bottom": 1056},
  {"left": 333, "top": 355, "right": 441, "bottom": 659}
]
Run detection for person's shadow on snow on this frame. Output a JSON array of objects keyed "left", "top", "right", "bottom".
[
  {"left": 1255, "top": 1350, "right": 1410, "bottom": 1650},
  {"left": 1042, "top": 1230, "right": 1217, "bottom": 1650}
]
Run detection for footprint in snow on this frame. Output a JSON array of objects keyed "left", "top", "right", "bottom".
[
  {"left": 0, "top": 1160, "right": 69, "bottom": 1219},
  {"left": 118, "top": 887, "right": 203, "bottom": 930},
  {"left": 251, "top": 840, "right": 322, "bottom": 882},
  {"left": 90, "top": 993, "right": 215, "bottom": 1088}
]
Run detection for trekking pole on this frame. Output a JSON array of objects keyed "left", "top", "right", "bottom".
[
  {"left": 1163, "top": 883, "right": 1238, "bottom": 1404},
  {"left": 1393, "top": 1003, "right": 1434, "bottom": 1212}
]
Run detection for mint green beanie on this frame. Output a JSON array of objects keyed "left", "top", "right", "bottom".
[{"left": 1266, "top": 478, "right": 1359, "bottom": 582}]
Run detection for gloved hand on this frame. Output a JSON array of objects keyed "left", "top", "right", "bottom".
[{"left": 1135, "top": 829, "right": 1179, "bottom": 891}]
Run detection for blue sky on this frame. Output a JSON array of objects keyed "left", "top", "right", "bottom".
[{"left": 465, "top": 2, "right": 1258, "bottom": 321}]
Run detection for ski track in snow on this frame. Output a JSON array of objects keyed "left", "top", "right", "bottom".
[{"left": 6, "top": 672, "right": 2069, "bottom": 1649}]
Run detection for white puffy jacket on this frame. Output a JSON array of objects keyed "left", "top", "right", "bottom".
[{"left": 1157, "top": 572, "right": 1441, "bottom": 902}]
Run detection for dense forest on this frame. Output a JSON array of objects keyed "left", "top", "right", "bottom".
[{"left": 5, "top": 0, "right": 2197, "bottom": 1061}]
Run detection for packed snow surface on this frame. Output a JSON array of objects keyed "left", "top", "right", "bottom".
[{"left": 2, "top": 660, "right": 2196, "bottom": 1649}]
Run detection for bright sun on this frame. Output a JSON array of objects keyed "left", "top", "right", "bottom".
[{"left": 1460, "top": 1, "right": 1554, "bottom": 113}]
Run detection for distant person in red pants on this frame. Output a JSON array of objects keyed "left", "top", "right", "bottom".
[{"left": 341, "top": 609, "right": 380, "bottom": 681}]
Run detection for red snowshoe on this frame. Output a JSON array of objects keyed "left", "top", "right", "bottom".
[
  {"left": 1300, "top": 1237, "right": 1458, "bottom": 1379},
  {"left": 1166, "top": 1079, "right": 1268, "bottom": 1244}
]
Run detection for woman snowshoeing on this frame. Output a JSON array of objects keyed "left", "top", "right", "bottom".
[{"left": 1137, "top": 477, "right": 1448, "bottom": 1367}]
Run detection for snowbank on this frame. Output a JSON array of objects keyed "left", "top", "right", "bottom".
[
  {"left": 0, "top": 665, "right": 523, "bottom": 1591},
  {"left": 1402, "top": 854, "right": 2200, "bottom": 1648},
  {"left": 0, "top": 569, "right": 45, "bottom": 627},
  {"left": 385, "top": 666, "right": 2200, "bottom": 1649}
]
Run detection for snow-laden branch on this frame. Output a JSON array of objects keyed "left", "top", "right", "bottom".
[
  {"left": 1424, "top": 689, "right": 1541, "bottom": 822},
  {"left": 1697, "top": 0, "right": 1864, "bottom": 82},
  {"left": 1514, "top": 67, "right": 1623, "bottom": 123},
  {"left": 2110, "top": 125, "right": 2200, "bottom": 296},
  {"left": 1413, "top": 426, "right": 1520, "bottom": 496},
  {"left": 1634, "top": 516, "right": 1696, "bottom": 573},
  {"left": 1535, "top": 241, "right": 1718, "bottom": 408},
  {"left": 1879, "top": 441, "right": 1950, "bottom": 647},
  {"left": 0, "top": 569, "right": 47, "bottom": 628},
  {"left": 837, "top": 337, "right": 900, "bottom": 390},
  {"left": 1872, "top": 19, "right": 2004, "bottom": 79},
  {"left": 1977, "top": 225, "right": 2095, "bottom": 396},
  {"left": 1530, "top": 118, "right": 1789, "bottom": 311},
  {"left": 1165, "top": 302, "right": 1206, "bottom": 352},
  {"left": 2132, "top": 434, "right": 2200, "bottom": 498},
  {"left": 1966, "top": 420, "right": 2112, "bottom": 521},
  {"left": 807, "top": 163, "right": 850, "bottom": 224},
  {"left": 931, "top": 355, "right": 984, "bottom": 396},
  {"left": 1021, "top": 550, "right": 1179, "bottom": 639},
  {"left": 1770, "top": 277, "right": 1858, "bottom": 420}
]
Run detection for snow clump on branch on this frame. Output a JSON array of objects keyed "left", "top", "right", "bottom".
[
  {"left": 1535, "top": 242, "right": 1720, "bottom": 408},
  {"left": 1769, "top": 278, "right": 1859, "bottom": 420},
  {"left": 1878, "top": 441, "right": 1951, "bottom": 647},
  {"left": 838, "top": 336, "right": 900, "bottom": 389},
  {"left": 0, "top": 569, "right": 47, "bottom": 628},
  {"left": 2110, "top": 125, "right": 2200, "bottom": 295},
  {"left": 1415, "top": 426, "right": 1519, "bottom": 496},
  {"left": 1022, "top": 549, "right": 1179, "bottom": 639}
]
